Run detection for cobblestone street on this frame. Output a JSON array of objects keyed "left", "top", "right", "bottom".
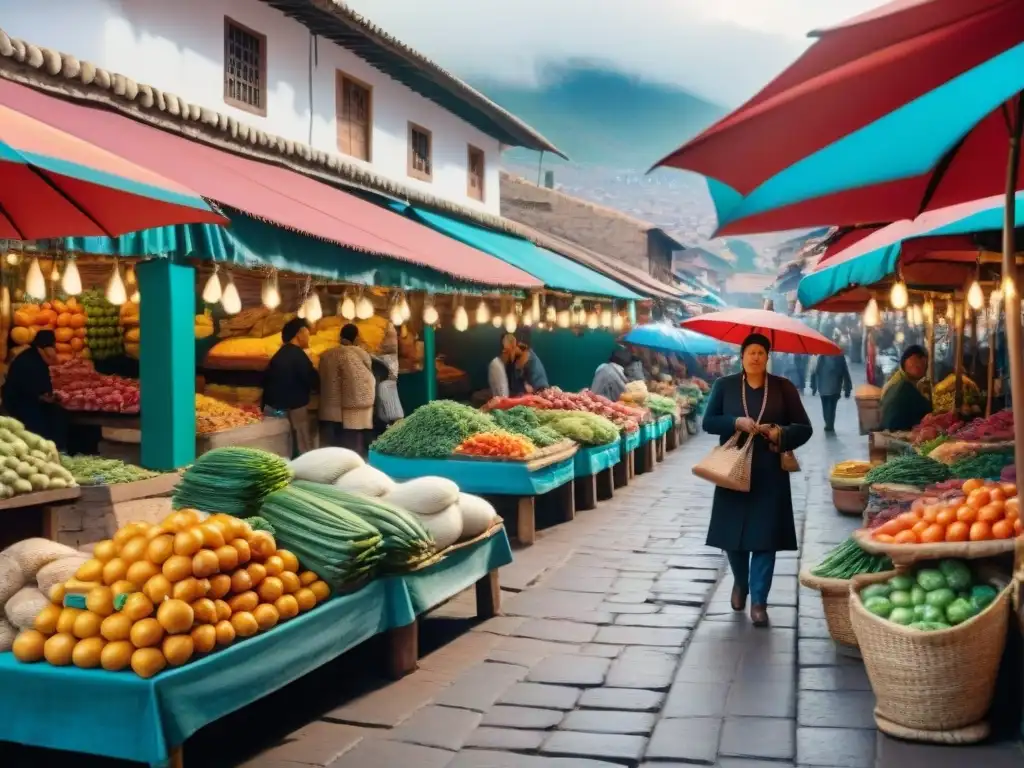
[{"left": 227, "top": 383, "right": 1023, "bottom": 768}]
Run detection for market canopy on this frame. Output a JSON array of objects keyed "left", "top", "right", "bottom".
[
  {"left": 399, "top": 207, "right": 643, "bottom": 300},
  {"left": 0, "top": 78, "right": 540, "bottom": 290},
  {"left": 625, "top": 324, "right": 721, "bottom": 355}
]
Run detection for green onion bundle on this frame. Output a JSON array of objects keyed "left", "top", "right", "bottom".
[{"left": 172, "top": 446, "right": 293, "bottom": 516}]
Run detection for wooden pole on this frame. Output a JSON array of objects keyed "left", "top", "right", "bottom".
[
  {"left": 986, "top": 303, "right": 997, "bottom": 418},
  {"left": 925, "top": 298, "right": 936, "bottom": 407},
  {"left": 1001, "top": 93, "right": 1024, "bottom": 492},
  {"left": 954, "top": 293, "right": 966, "bottom": 412}
]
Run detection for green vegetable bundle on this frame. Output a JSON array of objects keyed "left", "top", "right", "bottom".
[
  {"left": 535, "top": 410, "right": 619, "bottom": 446},
  {"left": 489, "top": 406, "right": 562, "bottom": 447},
  {"left": 243, "top": 516, "right": 276, "bottom": 535},
  {"left": 916, "top": 435, "right": 949, "bottom": 456},
  {"left": 61, "top": 454, "right": 159, "bottom": 486},
  {"left": 949, "top": 451, "right": 1014, "bottom": 480},
  {"left": 811, "top": 537, "right": 892, "bottom": 579},
  {"left": 293, "top": 481, "right": 435, "bottom": 571},
  {"left": 172, "top": 446, "right": 293, "bottom": 516},
  {"left": 371, "top": 400, "right": 497, "bottom": 458},
  {"left": 646, "top": 394, "right": 679, "bottom": 418},
  {"left": 864, "top": 453, "right": 951, "bottom": 486},
  {"left": 260, "top": 484, "right": 384, "bottom": 590}
]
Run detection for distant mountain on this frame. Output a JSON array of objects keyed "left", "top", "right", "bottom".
[{"left": 477, "top": 62, "right": 724, "bottom": 170}]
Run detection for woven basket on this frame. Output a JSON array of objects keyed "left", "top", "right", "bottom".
[
  {"left": 831, "top": 485, "right": 868, "bottom": 516},
  {"left": 849, "top": 570, "right": 1011, "bottom": 740},
  {"left": 799, "top": 568, "right": 857, "bottom": 647}
]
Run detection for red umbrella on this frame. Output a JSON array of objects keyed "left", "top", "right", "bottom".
[
  {"left": 0, "top": 102, "right": 227, "bottom": 239},
  {"left": 681, "top": 308, "right": 841, "bottom": 355}
]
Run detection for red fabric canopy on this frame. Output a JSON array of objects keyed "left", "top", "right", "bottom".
[
  {"left": 0, "top": 79, "right": 541, "bottom": 289},
  {"left": 681, "top": 308, "right": 841, "bottom": 355}
]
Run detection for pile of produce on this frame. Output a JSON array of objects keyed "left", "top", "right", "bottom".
[
  {"left": 194, "top": 312, "right": 215, "bottom": 340},
  {"left": 949, "top": 409, "right": 1014, "bottom": 442},
  {"left": 204, "top": 384, "right": 263, "bottom": 408},
  {"left": 489, "top": 406, "right": 562, "bottom": 447},
  {"left": 60, "top": 455, "right": 158, "bottom": 486},
  {"left": 455, "top": 431, "right": 535, "bottom": 459},
  {"left": 0, "top": 537, "right": 83, "bottom": 651},
  {"left": 173, "top": 447, "right": 293, "bottom": 517},
  {"left": 872, "top": 478, "right": 1020, "bottom": 543},
  {"left": 0, "top": 418, "right": 75, "bottom": 496},
  {"left": 829, "top": 461, "right": 873, "bottom": 488},
  {"left": 916, "top": 435, "right": 949, "bottom": 456},
  {"left": 949, "top": 451, "right": 1014, "bottom": 480},
  {"left": 11, "top": 298, "right": 88, "bottom": 364},
  {"left": 645, "top": 393, "right": 680, "bottom": 419},
  {"left": 483, "top": 388, "right": 644, "bottom": 433},
  {"left": 195, "top": 394, "right": 261, "bottom": 435},
  {"left": 811, "top": 538, "right": 892, "bottom": 579},
  {"left": 535, "top": 410, "right": 620, "bottom": 446},
  {"left": 371, "top": 400, "right": 497, "bottom": 458},
  {"left": 120, "top": 300, "right": 139, "bottom": 359},
  {"left": 859, "top": 560, "right": 999, "bottom": 630},
  {"left": 932, "top": 373, "right": 983, "bottom": 414},
  {"left": 10, "top": 509, "right": 328, "bottom": 676},
  {"left": 865, "top": 454, "right": 951, "bottom": 487},
  {"left": 619, "top": 381, "right": 648, "bottom": 407},
  {"left": 80, "top": 289, "right": 124, "bottom": 362},
  {"left": 910, "top": 412, "right": 963, "bottom": 445},
  {"left": 50, "top": 359, "right": 140, "bottom": 414}
]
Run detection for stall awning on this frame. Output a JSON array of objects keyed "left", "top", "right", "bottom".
[
  {"left": 0, "top": 78, "right": 540, "bottom": 289},
  {"left": 400, "top": 207, "right": 642, "bottom": 300}
]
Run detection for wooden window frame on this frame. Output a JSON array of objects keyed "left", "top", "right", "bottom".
[
  {"left": 407, "top": 122, "right": 433, "bottom": 182},
  {"left": 223, "top": 16, "right": 268, "bottom": 117},
  {"left": 467, "top": 144, "right": 485, "bottom": 202},
  {"left": 335, "top": 70, "right": 373, "bottom": 162}
]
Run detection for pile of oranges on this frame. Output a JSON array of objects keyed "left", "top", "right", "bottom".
[{"left": 872, "top": 478, "right": 1020, "bottom": 544}]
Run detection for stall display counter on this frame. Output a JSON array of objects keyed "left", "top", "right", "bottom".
[
  {"left": 614, "top": 431, "right": 642, "bottom": 489},
  {"left": 0, "top": 486, "right": 82, "bottom": 551},
  {"left": 654, "top": 416, "right": 673, "bottom": 463},
  {"left": 636, "top": 421, "right": 659, "bottom": 476},
  {"left": 571, "top": 439, "right": 621, "bottom": 511}
]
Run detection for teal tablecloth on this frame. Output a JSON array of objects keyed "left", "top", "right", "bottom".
[
  {"left": 573, "top": 440, "right": 621, "bottom": 478},
  {"left": 655, "top": 416, "right": 673, "bottom": 437},
  {"left": 622, "top": 430, "right": 641, "bottom": 453},
  {"left": 368, "top": 451, "right": 575, "bottom": 496},
  {"left": 639, "top": 422, "right": 656, "bottom": 444}
]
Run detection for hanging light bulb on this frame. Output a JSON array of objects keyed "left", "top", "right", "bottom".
[
  {"left": 890, "top": 279, "right": 908, "bottom": 309},
  {"left": 423, "top": 296, "right": 439, "bottom": 326},
  {"left": 125, "top": 265, "right": 137, "bottom": 288},
  {"left": 476, "top": 299, "right": 491, "bottom": 325},
  {"left": 990, "top": 286, "right": 1003, "bottom": 312},
  {"left": 545, "top": 305, "right": 556, "bottom": 324},
  {"left": 945, "top": 301, "right": 955, "bottom": 321},
  {"left": 492, "top": 315, "right": 503, "bottom": 328},
  {"left": 612, "top": 313, "right": 624, "bottom": 331},
  {"left": 24, "top": 257, "right": 45, "bottom": 299},
  {"left": 4, "top": 250, "right": 19, "bottom": 267},
  {"left": 355, "top": 289, "right": 375, "bottom": 320},
  {"left": 339, "top": 290, "right": 356, "bottom": 320},
  {"left": 49, "top": 260, "right": 61, "bottom": 283},
  {"left": 504, "top": 311, "right": 517, "bottom": 334},
  {"left": 454, "top": 301, "right": 469, "bottom": 332},
  {"left": 863, "top": 298, "right": 880, "bottom": 327},
  {"left": 522, "top": 311, "right": 533, "bottom": 327},
  {"left": 556, "top": 309, "right": 571, "bottom": 329},
  {"left": 922, "top": 298, "right": 934, "bottom": 323},
  {"left": 305, "top": 292, "right": 323, "bottom": 324},
  {"left": 586, "top": 310, "right": 599, "bottom": 330},
  {"left": 531, "top": 294, "right": 541, "bottom": 323},
  {"left": 220, "top": 273, "right": 241, "bottom": 315},
  {"left": 398, "top": 292, "right": 411, "bottom": 322},
  {"left": 261, "top": 273, "right": 281, "bottom": 310},
  {"left": 61, "top": 258, "right": 82, "bottom": 296},
  {"left": 105, "top": 262, "right": 128, "bottom": 306},
  {"left": 202, "top": 268, "right": 222, "bottom": 304},
  {"left": 967, "top": 280, "right": 984, "bottom": 311},
  {"left": 600, "top": 307, "right": 612, "bottom": 327},
  {"left": 389, "top": 304, "right": 404, "bottom": 327},
  {"left": 913, "top": 305, "right": 924, "bottom": 326},
  {"left": 1001, "top": 274, "right": 1017, "bottom": 301}
]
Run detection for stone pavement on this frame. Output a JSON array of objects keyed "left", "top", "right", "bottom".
[{"left": 218, "top": 387, "right": 1015, "bottom": 767}]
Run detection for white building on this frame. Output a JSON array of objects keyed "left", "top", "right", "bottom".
[{"left": 0, "top": 0, "right": 562, "bottom": 217}]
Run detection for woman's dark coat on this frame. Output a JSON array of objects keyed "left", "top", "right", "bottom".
[{"left": 701, "top": 373, "right": 813, "bottom": 552}]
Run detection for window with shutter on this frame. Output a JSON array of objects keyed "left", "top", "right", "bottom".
[
  {"left": 336, "top": 72, "right": 372, "bottom": 161},
  {"left": 223, "top": 18, "right": 267, "bottom": 117},
  {"left": 467, "top": 145, "right": 485, "bottom": 201},
  {"left": 408, "top": 123, "right": 433, "bottom": 182}
]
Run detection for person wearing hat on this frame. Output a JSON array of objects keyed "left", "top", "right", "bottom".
[
  {"left": 701, "top": 333, "right": 813, "bottom": 627},
  {"left": 810, "top": 332, "right": 853, "bottom": 433},
  {"left": 487, "top": 333, "right": 518, "bottom": 398},
  {"left": 879, "top": 344, "right": 932, "bottom": 431},
  {"left": 1, "top": 330, "right": 65, "bottom": 447},
  {"left": 510, "top": 330, "right": 549, "bottom": 395},
  {"left": 261, "top": 317, "right": 318, "bottom": 457}
]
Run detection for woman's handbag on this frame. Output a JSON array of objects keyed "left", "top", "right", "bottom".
[
  {"left": 781, "top": 450, "right": 801, "bottom": 472},
  {"left": 692, "top": 375, "right": 768, "bottom": 492}
]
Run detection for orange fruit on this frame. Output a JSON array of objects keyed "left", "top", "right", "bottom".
[
  {"left": 893, "top": 530, "right": 918, "bottom": 545},
  {"left": 935, "top": 508, "right": 956, "bottom": 527},
  {"left": 945, "top": 521, "right": 970, "bottom": 542},
  {"left": 1006, "top": 497, "right": 1020, "bottom": 516},
  {"left": 873, "top": 533, "right": 896, "bottom": 543},
  {"left": 969, "top": 521, "right": 992, "bottom": 541},
  {"left": 956, "top": 505, "right": 978, "bottom": 524},
  {"left": 911, "top": 520, "right": 929, "bottom": 536},
  {"left": 978, "top": 503, "right": 1004, "bottom": 524},
  {"left": 921, "top": 506, "right": 940, "bottom": 524},
  {"left": 1000, "top": 482, "right": 1018, "bottom": 497},
  {"left": 989, "top": 488, "right": 1007, "bottom": 503},
  {"left": 962, "top": 478, "right": 984, "bottom": 494},
  {"left": 877, "top": 519, "right": 906, "bottom": 536},
  {"left": 1015, "top": 519, "right": 1023, "bottom": 536},
  {"left": 920, "top": 524, "right": 946, "bottom": 544},
  {"left": 992, "top": 520, "right": 1015, "bottom": 539},
  {"left": 968, "top": 489, "right": 991, "bottom": 510}
]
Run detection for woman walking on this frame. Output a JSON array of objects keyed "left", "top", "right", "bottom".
[{"left": 701, "top": 334, "right": 813, "bottom": 627}]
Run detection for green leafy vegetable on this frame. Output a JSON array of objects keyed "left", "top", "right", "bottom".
[
  {"left": 864, "top": 454, "right": 951, "bottom": 486},
  {"left": 371, "top": 401, "right": 497, "bottom": 458},
  {"left": 489, "top": 406, "right": 563, "bottom": 447},
  {"left": 61, "top": 455, "right": 158, "bottom": 485},
  {"left": 534, "top": 410, "right": 619, "bottom": 446}
]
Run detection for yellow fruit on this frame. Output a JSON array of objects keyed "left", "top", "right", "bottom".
[
  {"left": 146, "top": 524, "right": 169, "bottom": 540},
  {"left": 92, "top": 540, "right": 117, "bottom": 563},
  {"left": 130, "top": 618, "right": 164, "bottom": 648},
  {"left": 126, "top": 560, "right": 160, "bottom": 588},
  {"left": 156, "top": 599, "right": 194, "bottom": 635},
  {"left": 100, "top": 640, "right": 134, "bottom": 671},
  {"left": 190, "top": 598, "right": 217, "bottom": 625},
  {"left": 253, "top": 603, "right": 279, "bottom": 631},
  {"left": 72, "top": 611, "right": 102, "bottom": 639},
  {"left": 110, "top": 579, "right": 136, "bottom": 597},
  {"left": 276, "top": 550, "right": 300, "bottom": 573},
  {"left": 122, "top": 592, "right": 155, "bottom": 622},
  {"left": 173, "top": 529, "right": 204, "bottom": 557},
  {"left": 102, "top": 558, "right": 128, "bottom": 586},
  {"left": 56, "top": 607, "right": 82, "bottom": 635},
  {"left": 249, "top": 531, "right": 277, "bottom": 560},
  {"left": 214, "top": 619, "right": 236, "bottom": 647},
  {"left": 192, "top": 549, "right": 220, "bottom": 579},
  {"left": 144, "top": 574, "right": 174, "bottom": 604},
  {"left": 196, "top": 578, "right": 212, "bottom": 598},
  {"left": 299, "top": 571, "right": 318, "bottom": 586},
  {"left": 309, "top": 581, "right": 330, "bottom": 603},
  {"left": 72, "top": 636, "right": 106, "bottom": 669},
  {"left": 207, "top": 574, "right": 232, "bottom": 600},
  {"left": 162, "top": 635, "right": 194, "bottom": 667},
  {"left": 279, "top": 571, "right": 301, "bottom": 594},
  {"left": 146, "top": 534, "right": 175, "bottom": 565},
  {"left": 85, "top": 586, "right": 115, "bottom": 618},
  {"left": 214, "top": 545, "right": 239, "bottom": 573},
  {"left": 172, "top": 577, "right": 205, "bottom": 604},
  {"left": 230, "top": 569, "right": 252, "bottom": 594},
  {"left": 49, "top": 583, "right": 66, "bottom": 605},
  {"left": 274, "top": 595, "right": 299, "bottom": 621},
  {"left": 75, "top": 559, "right": 103, "bottom": 582},
  {"left": 191, "top": 624, "right": 217, "bottom": 654},
  {"left": 160, "top": 511, "right": 193, "bottom": 533},
  {"left": 257, "top": 576, "right": 284, "bottom": 604},
  {"left": 43, "top": 633, "right": 77, "bottom": 666},
  {"left": 230, "top": 611, "right": 259, "bottom": 638},
  {"left": 113, "top": 523, "right": 143, "bottom": 548},
  {"left": 231, "top": 538, "right": 252, "bottom": 565},
  {"left": 162, "top": 554, "right": 193, "bottom": 582},
  {"left": 228, "top": 591, "right": 259, "bottom": 614},
  {"left": 197, "top": 525, "right": 226, "bottom": 550},
  {"left": 246, "top": 563, "right": 266, "bottom": 588},
  {"left": 264, "top": 555, "right": 285, "bottom": 577},
  {"left": 12, "top": 629, "right": 46, "bottom": 662},
  {"left": 131, "top": 647, "right": 167, "bottom": 679},
  {"left": 33, "top": 603, "right": 62, "bottom": 635},
  {"left": 100, "top": 612, "right": 133, "bottom": 642},
  {"left": 213, "top": 599, "right": 232, "bottom": 622},
  {"left": 234, "top": 519, "right": 253, "bottom": 540},
  {"left": 295, "top": 588, "right": 316, "bottom": 613},
  {"left": 119, "top": 535, "right": 148, "bottom": 565}
]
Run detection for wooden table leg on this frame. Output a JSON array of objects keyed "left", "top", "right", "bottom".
[
  {"left": 613, "top": 456, "right": 629, "bottom": 488},
  {"left": 169, "top": 746, "right": 184, "bottom": 768},
  {"left": 628, "top": 449, "right": 636, "bottom": 479},
  {"left": 387, "top": 621, "right": 419, "bottom": 679},
  {"left": 517, "top": 497, "right": 536, "bottom": 546},
  {"left": 561, "top": 479, "right": 576, "bottom": 523},
  {"left": 475, "top": 569, "right": 501, "bottom": 618},
  {"left": 574, "top": 475, "right": 597, "bottom": 511},
  {"left": 596, "top": 467, "right": 614, "bottom": 501},
  {"left": 656, "top": 434, "right": 666, "bottom": 462},
  {"left": 643, "top": 440, "right": 656, "bottom": 473}
]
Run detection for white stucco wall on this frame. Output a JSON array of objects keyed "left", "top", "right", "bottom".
[{"left": 0, "top": 0, "right": 502, "bottom": 213}]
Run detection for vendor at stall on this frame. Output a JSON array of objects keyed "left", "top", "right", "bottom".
[
  {"left": 1, "top": 330, "right": 66, "bottom": 449},
  {"left": 319, "top": 323, "right": 376, "bottom": 455},
  {"left": 372, "top": 323, "right": 404, "bottom": 435},
  {"left": 592, "top": 346, "right": 631, "bottom": 401},
  {"left": 511, "top": 331, "right": 549, "bottom": 394},
  {"left": 487, "top": 333, "right": 518, "bottom": 398},
  {"left": 879, "top": 344, "right": 932, "bottom": 431},
  {"left": 261, "top": 318, "right": 318, "bottom": 456},
  {"left": 624, "top": 347, "right": 645, "bottom": 382}
]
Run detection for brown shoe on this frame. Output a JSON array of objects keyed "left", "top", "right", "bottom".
[
  {"left": 751, "top": 604, "right": 770, "bottom": 628},
  {"left": 731, "top": 585, "right": 748, "bottom": 612}
]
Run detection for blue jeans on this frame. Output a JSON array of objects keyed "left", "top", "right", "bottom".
[{"left": 726, "top": 550, "right": 776, "bottom": 606}]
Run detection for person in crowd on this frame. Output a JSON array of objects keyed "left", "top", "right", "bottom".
[
  {"left": 1, "top": 330, "right": 65, "bottom": 448},
  {"left": 510, "top": 332, "right": 549, "bottom": 394},
  {"left": 811, "top": 346, "right": 853, "bottom": 433},
  {"left": 701, "top": 333, "right": 813, "bottom": 627},
  {"left": 879, "top": 344, "right": 932, "bottom": 431},
  {"left": 372, "top": 323, "right": 404, "bottom": 435},
  {"left": 318, "top": 323, "right": 376, "bottom": 455},
  {"left": 261, "top": 318, "right": 318, "bottom": 456},
  {"left": 591, "top": 346, "right": 631, "bottom": 401},
  {"left": 624, "top": 348, "right": 646, "bottom": 383},
  {"left": 487, "top": 333, "right": 518, "bottom": 398}
]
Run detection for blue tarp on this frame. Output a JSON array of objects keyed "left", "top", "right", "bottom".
[
  {"left": 573, "top": 440, "right": 621, "bottom": 478},
  {"left": 368, "top": 451, "right": 576, "bottom": 496},
  {"left": 625, "top": 323, "right": 722, "bottom": 355}
]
